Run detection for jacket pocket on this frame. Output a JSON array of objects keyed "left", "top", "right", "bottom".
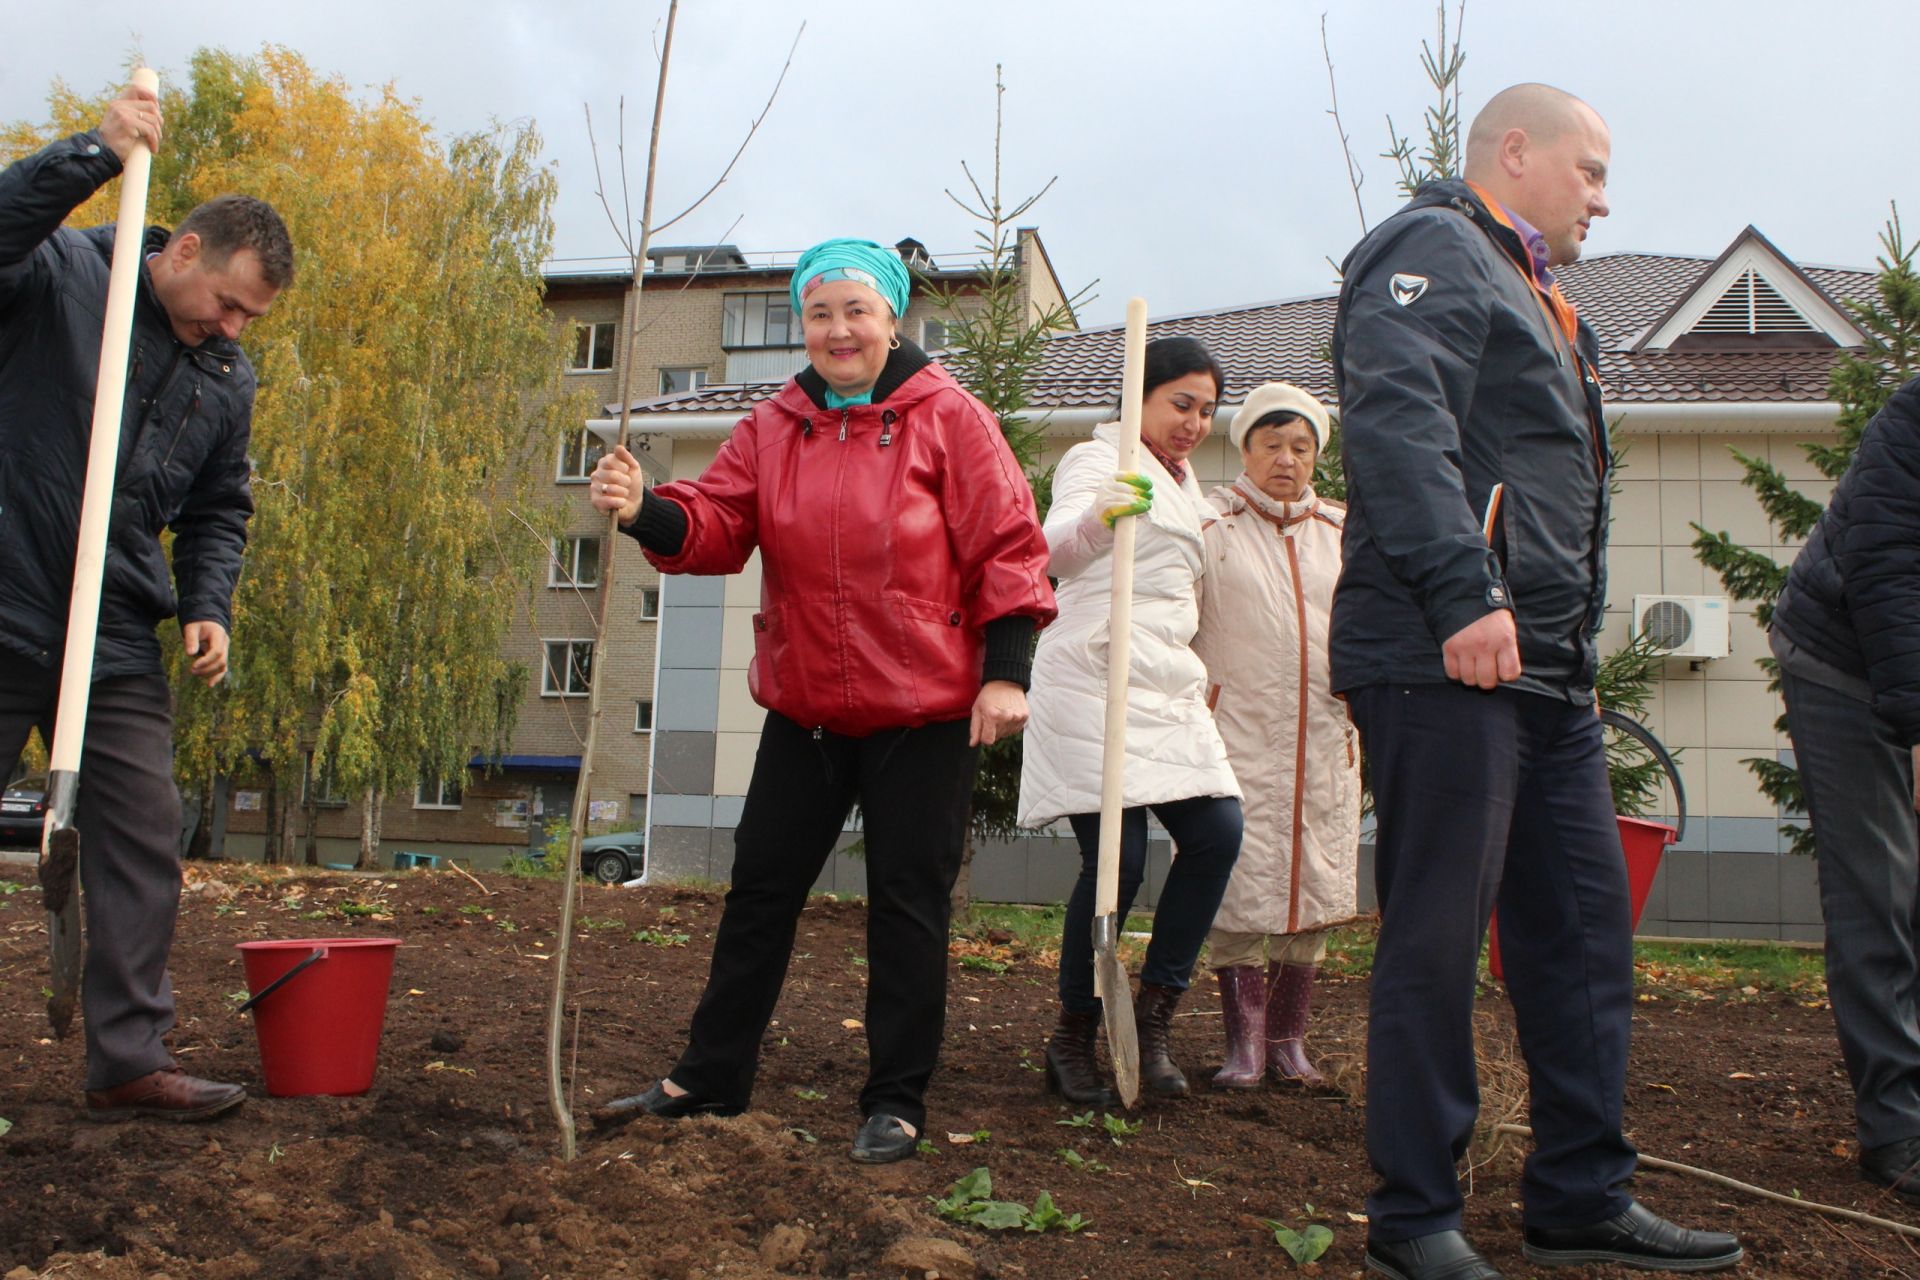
[{"left": 889, "top": 595, "right": 979, "bottom": 723}]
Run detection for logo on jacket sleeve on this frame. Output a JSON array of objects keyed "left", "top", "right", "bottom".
[{"left": 1390, "top": 273, "right": 1430, "bottom": 306}]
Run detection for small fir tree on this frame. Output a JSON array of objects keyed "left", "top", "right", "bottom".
[
  {"left": 1692, "top": 207, "right": 1920, "bottom": 855},
  {"left": 921, "top": 67, "right": 1088, "bottom": 919}
]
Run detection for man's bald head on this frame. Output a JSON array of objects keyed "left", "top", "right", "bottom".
[
  {"left": 1461, "top": 83, "right": 1611, "bottom": 266},
  {"left": 1464, "top": 83, "right": 1599, "bottom": 178}
]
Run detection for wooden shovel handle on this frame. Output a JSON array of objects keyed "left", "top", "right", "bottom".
[
  {"left": 45, "top": 67, "right": 159, "bottom": 783},
  {"left": 1095, "top": 299, "right": 1149, "bottom": 919}
]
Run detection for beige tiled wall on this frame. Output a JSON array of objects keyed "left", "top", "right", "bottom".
[{"left": 1609, "top": 427, "right": 1838, "bottom": 824}]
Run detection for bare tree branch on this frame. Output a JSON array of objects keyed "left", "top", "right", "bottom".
[
  {"left": 1321, "top": 13, "right": 1369, "bottom": 236},
  {"left": 650, "top": 22, "right": 805, "bottom": 237}
]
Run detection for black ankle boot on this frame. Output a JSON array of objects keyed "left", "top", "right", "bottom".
[
  {"left": 1044, "top": 1006, "right": 1118, "bottom": 1108},
  {"left": 1135, "top": 981, "right": 1188, "bottom": 1097}
]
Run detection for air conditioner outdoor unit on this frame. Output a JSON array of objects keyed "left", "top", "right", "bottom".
[{"left": 1631, "top": 594, "right": 1731, "bottom": 660}]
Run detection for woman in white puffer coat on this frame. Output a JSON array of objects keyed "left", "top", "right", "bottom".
[
  {"left": 1020, "top": 336, "right": 1244, "bottom": 1106},
  {"left": 1191, "top": 382, "right": 1361, "bottom": 1095}
]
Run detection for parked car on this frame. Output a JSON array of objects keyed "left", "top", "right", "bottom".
[
  {"left": 0, "top": 775, "right": 48, "bottom": 847},
  {"left": 530, "top": 831, "right": 648, "bottom": 885}
]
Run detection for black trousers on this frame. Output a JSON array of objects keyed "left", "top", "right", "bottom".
[
  {"left": 0, "top": 649, "right": 184, "bottom": 1091},
  {"left": 1349, "top": 682, "right": 1636, "bottom": 1241},
  {"left": 670, "top": 711, "right": 977, "bottom": 1132},
  {"left": 1780, "top": 666, "right": 1920, "bottom": 1149},
  {"left": 1057, "top": 796, "right": 1243, "bottom": 1012}
]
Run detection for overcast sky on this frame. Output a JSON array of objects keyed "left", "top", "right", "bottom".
[{"left": 6, "top": 0, "right": 1913, "bottom": 327}]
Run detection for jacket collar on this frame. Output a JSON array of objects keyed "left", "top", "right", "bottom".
[{"left": 1228, "top": 475, "right": 1318, "bottom": 522}]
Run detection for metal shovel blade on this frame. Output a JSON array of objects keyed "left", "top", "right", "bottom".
[
  {"left": 40, "top": 823, "right": 83, "bottom": 1038},
  {"left": 1092, "top": 912, "right": 1140, "bottom": 1107}
]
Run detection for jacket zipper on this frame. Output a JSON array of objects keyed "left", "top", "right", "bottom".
[
  {"left": 126, "top": 343, "right": 187, "bottom": 465},
  {"left": 160, "top": 378, "right": 204, "bottom": 468},
  {"left": 831, "top": 408, "right": 852, "bottom": 711}
]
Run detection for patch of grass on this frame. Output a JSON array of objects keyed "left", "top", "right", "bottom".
[
  {"left": 501, "top": 853, "right": 563, "bottom": 878},
  {"left": 960, "top": 954, "right": 1010, "bottom": 974},
  {"left": 1311, "top": 921, "right": 1824, "bottom": 1000},
  {"left": 632, "top": 929, "right": 690, "bottom": 948},
  {"left": 1321, "top": 925, "right": 1377, "bottom": 977},
  {"left": 957, "top": 902, "right": 1153, "bottom": 961},
  {"left": 339, "top": 902, "right": 380, "bottom": 918},
  {"left": 1634, "top": 940, "right": 1826, "bottom": 998}
]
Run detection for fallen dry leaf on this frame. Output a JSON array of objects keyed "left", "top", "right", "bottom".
[{"left": 841, "top": 1018, "right": 863, "bottom": 1031}]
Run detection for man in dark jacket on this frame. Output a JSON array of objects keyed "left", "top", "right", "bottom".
[
  {"left": 1333, "top": 83, "right": 1739, "bottom": 1278},
  {"left": 0, "top": 82, "right": 292, "bottom": 1119},
  {"left": 1771, "top": 376, "right": 1920, "bottom": 1202}
]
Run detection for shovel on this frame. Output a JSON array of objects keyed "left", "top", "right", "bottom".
[
  {"left": 1092, "top": 297, "right": 1150, "bottom": 1108},
  {"left": 39, "top": 66, "right": 161, "bottom": 1038}
]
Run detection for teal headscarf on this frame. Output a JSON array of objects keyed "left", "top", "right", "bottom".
[{"left": 790, "top": 238, "right": 912, "bottom": 319}]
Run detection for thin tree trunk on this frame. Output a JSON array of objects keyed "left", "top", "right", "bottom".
[
  {"left": 357, "top": 787, "right": 381, "bottom": 869},
  {"left": 262, "top": 771, "right": 280, "bottom": 866},
  {"left": 303, "top": 751, "right": 320, "bottom": 866},
  {"left": 185, "top": 780, "right": 215, "bottom": 861},
  {"left": 950, "top": 825, "right": 975, "bottom": 925}
]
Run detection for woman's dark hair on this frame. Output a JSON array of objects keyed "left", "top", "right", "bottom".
[{"left": 1117, "top": 335, "right": 1224, "bottom": 418}]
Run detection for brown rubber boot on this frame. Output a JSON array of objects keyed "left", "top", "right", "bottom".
[
  {"left": 1266, "top": 961, "right": 1339, "bottom": 1093},
  {"left": 1044, "top": 1005, "right": 1119, "bottom": 1108},
  {"left": 1134, "top": 981, "right": 1189, "bottom": 1097},
  {"left": 1211, "top": 966, "right": 1266, "bottom": 1090}
]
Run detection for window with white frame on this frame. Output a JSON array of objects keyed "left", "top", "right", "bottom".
[
  {"left": 542, "top": 639, "right": 594, "bottom": 697},
  {"left": 414, "top": 774, "right": 465, "bottom": 809},
  {"left": 639, "top": 586, "right": 661, "bottom": 620},
  {"left": 549, "top": 535, "right": 603, "bottom": 589},
  {"left": 722, "top": 292, "right": 798, "bottom": 349},
  {"left": 634, "top": 700, "right": 654, "bottom": 733},
  {"left": 571, "top": 320, "right": 617, "bottom": 372},
  {"left": 557, "top": 426, "right": 606, "bottom": 480},
  {"left": 658, "top": 367, "right": 709, "bottom": 396},
  {"left": 922, "top": 318, "right": 950, "bottom": 351}
]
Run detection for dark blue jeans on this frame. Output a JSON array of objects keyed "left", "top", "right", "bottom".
[
  {"left": 1058, "top": 795, "right": 1243, "bottom": 1012},
  {"left": 1350, "top": 682, "right": 1635, "bottom": 1241}
]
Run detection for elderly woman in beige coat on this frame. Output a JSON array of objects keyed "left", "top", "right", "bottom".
[{"left": 1191, "top": 382, "right": 1362, "bottom": 1092}]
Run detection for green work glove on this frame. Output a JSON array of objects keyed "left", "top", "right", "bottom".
[{"left": 1092, "top": 471, "right": 1153, "bottom": 528}]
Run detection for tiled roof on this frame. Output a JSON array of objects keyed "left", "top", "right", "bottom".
[{"left": 622, "top": 244, "right": 1879, "bottom": 418}]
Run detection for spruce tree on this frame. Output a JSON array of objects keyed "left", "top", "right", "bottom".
[
  {"left": 921, "top": 68, "right": 1087, "bottom": 918},
  {"left": 1692, "top": 208, "right": 1920, "bottom": 854}
]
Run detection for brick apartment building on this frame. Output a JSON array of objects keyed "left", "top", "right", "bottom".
[{"left": 214, "top": 231, "right": 1072, "bottom": 867}]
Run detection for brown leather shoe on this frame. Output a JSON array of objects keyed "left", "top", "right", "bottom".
[{"left": 85, "top": 1067, "right": 246, "bottom": 1122}]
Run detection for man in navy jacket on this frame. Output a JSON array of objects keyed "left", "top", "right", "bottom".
[
  {"left": 1334, "top": 83, "right": 1739, "bottom": 1278},
  {"left": 1772, "top": 376, "right": 1920, "bottom": 1201},
  {"left": 0, "top": 81, "right": 292, "bottom": 1119}
]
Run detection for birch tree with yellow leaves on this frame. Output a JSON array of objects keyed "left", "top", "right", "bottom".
[{"left": 4, "top": 48, "right": 577, "bottom": 864}]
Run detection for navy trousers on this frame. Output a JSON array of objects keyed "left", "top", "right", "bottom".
[{"left": 1348, "top": 682, "right": 1636, "bottom": 1241}]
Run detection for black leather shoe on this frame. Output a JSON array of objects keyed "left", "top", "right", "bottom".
[
  {"left": 1522, "top": 1200, "right": 1742, "bottom": 1271},
  {"left": 1366, "top": 1230, "right": 1503, "bottom": 1280},
  {"left": 594, "top": 1080, "right": 741, "bottom": 1126},
  {"left": 850, "top": 1113, "right": 917, "bottom": 1165},
  {"left": 1861, "top": 1137, "right": 1920, "bottom": 1202}
]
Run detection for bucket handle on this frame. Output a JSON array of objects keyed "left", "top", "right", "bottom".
[
  {"left": 1600, "top": 709, "right": 1686, "bottom": 843},
  {"left": 238, "top": 945, "right": 328, "bottom": 1014}
]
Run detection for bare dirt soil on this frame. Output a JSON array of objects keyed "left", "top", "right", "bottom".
[{"left": 0, "top": 863, "right": 1912, "bottom": 1279}]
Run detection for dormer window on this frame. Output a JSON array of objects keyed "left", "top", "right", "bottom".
[{"left": 1637, "top": 227, "right": 1860, "bottom": 353}]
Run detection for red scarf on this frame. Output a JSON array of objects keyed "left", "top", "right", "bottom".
[{"left": 1144, "top": 439, "right": 1187, "bottom": 486}]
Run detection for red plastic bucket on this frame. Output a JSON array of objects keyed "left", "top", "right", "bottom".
[
  {"left": 237, "top": 937, "right": 400, "bottom": 1096},
  {"left": 1487, "top": 817, "right": 1675, "bottom": 981}
]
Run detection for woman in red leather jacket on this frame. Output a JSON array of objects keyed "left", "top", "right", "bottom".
[{"left": 589, "top": 238, "right": 1056, "bottom": 1164}]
